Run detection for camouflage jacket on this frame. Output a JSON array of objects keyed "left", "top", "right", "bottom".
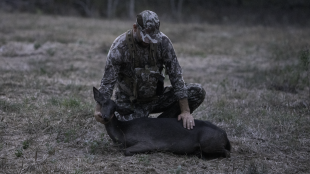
[{"left": 99, "top": 30, "right": 187, "bottom": 102}]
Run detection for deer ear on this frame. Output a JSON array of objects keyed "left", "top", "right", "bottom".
[{"left": 93, "top": 87, "right": 103, "bottom": 103}]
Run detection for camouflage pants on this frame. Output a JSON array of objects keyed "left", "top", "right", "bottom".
[{"left": 115, "top": 83, "right": 206, "bottom": 121}]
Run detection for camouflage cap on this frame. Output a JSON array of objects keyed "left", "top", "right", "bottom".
[{"left": 136, "top": 10, "right": 162, "bottom": 43}]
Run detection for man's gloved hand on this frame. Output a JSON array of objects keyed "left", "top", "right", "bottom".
[
  {"left": 178, "top": 111, "right": 195, "bottom": 129},
  {"left": 94, "top": 103, "right": 105, "bottom": 124}
]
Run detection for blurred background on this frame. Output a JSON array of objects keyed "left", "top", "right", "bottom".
[{"left": 1, "top": 0, "right": 310, "bottom": 26}]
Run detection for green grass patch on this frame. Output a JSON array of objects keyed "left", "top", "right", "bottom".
[
  {"left": 245, "top": 160, "right": 268, "bottom": 174},
  {"left": 15, "top": 148, "right": 23, "bottom": 157},
  {"left": 0, "top": 99, "right": 21, "bottom": 113},
  {"left": 89, "top": 141, "right": 99, "bottom": 155},
  {"left": 208, "top": 99, "right": 240, "bottom": 123},
  {"left": 63, "top": 128, "right": 77, "bottom": 143},
  {"left": 48, "top": 97, "right": 62, "bottom": 106},
  {"left": 34, "top": 42, "right": 42, "bottom": 50},
  {"left": 22, "top": 140, "right": 30, "bottom": 149},
  {"left": 62, "top": 98, "right": 81, "bottom": 109},
  {"left": 62, "top": 83, "right": 86, "bottom": 93},
  {"left": 12, "top": 35, "right": 36, "bottom": 42},
  {"left": 46, "top": 143, "right": 56, "bottom": 155},
  {"left": 46, "top": 48, "right": 56, "bottom": 56}
]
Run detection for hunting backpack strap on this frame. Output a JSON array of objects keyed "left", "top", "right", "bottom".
[
  {"left": 149, "top": 43, "right": 158, "bottom": 66},
  {"left": 125, "top": 30, "right": 139, "bottom": 101}
]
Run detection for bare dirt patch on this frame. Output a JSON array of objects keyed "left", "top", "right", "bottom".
[{"left": 0, "top": 12, "right": 309, "bottom": 173}]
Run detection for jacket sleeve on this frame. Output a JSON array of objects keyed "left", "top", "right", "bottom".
[
  {"left": 99, "top": 43, "right": 122, "bottom": 100},
  {"left": 161, "top": 35, "right": 188, "bottom": 99}
]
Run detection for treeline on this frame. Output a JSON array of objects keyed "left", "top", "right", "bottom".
[{"left": 1, "top": 0, "right": 310, "bottom": 25}]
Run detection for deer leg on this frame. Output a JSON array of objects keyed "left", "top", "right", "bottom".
[
  {"left": 124, "top": 143, "right": 153, "bottom": 156},
  {"left": 199, "top": 139, "right": 230, "bottom": 158},
  {"left": 201, "top": 146, "right": 230, "bottom": 158}
]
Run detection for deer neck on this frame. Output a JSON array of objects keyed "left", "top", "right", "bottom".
[{"left": 104, "top": 115, "right": 125, "bottom": 145}]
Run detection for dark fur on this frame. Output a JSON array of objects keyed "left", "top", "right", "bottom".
[{"left": 93, "top": 87, "right": 231, "bottom": 157}]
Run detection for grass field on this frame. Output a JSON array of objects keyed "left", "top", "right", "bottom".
[{"left": 0, "top": 12, "right": 309, "bottom": 173}]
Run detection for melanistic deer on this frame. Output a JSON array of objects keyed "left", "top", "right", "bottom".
[{"left": 93, "top": 87, "right": 231, "bottom": 157}]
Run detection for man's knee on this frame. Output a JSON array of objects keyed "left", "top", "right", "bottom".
[
  {"left": 187, "top": 83, "right": 206, "bottom": 103},
  {"left": 186, "top": 83, "right": 206, "bottom": 112}
]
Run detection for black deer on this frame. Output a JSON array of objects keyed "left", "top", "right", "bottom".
[{"left": 93, "top": 87, "right": 231, "bottom": 157}]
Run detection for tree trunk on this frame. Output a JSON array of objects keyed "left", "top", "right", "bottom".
[
  {"left": 107, "top": 0, "right": 112, "bottom": 18},
  {"left": 170, "top": 0, "right": 176, "bottom": 18},
  {"left": 107, "top": 0, "right": 119, "bottom": 19},
  {"left": 177, "top": 0, "right": 184, "bottom": 22},
  {"left": 75, "top": 0, "right": 92, "bottom": 17},
  {"left": 128, "top": 0, "right": 135, "bottom": 19},
  {"left": 170, "top": 0, "right": 184, "bottom": 22},
  {"left": 112, "top": 0, "right": 119, "bottom": 18}
]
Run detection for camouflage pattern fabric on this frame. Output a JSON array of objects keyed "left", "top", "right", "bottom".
[
  {"left": 136, "top": 10, "right": 162, "bottom": 43},
  {"left": 99, "top": 29, "right": 205, "bottom": 120},
  {"left": 99, "top": 29, "right": 187, "bottom": 101},
  {"left": 115, "top": 83, "right": 206, "bottom": 121}
]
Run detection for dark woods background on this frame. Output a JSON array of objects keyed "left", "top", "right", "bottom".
[{"left": 1, "top": 0, "right": 310, "bottom": 26}]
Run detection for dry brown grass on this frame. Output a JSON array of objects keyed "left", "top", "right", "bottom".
[{"left": 0, "top": 12, "right": 309, "bottom": 173}]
